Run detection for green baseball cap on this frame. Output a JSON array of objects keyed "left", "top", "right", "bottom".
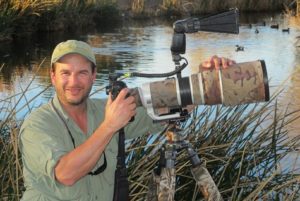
[{"left": 51, "top": 40, "right": 96, "bottom": 66}]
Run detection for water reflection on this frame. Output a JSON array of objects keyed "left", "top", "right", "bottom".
[{"left": 1, "top": 13, "right": 300, "bottom": 125}]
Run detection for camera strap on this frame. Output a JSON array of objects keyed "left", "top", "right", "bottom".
[
  {"left": 113, "top": 128, "right": 129, "bottom": 201},
  {"left": 50, "top": 99, "right": 107, "bottom": 175}
]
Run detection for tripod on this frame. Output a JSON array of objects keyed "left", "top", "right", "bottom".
[{"left": 147, "top": 122, "right": 223, "bottom": 201}]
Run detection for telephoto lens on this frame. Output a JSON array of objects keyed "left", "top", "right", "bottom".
[{"left": 129, "top": 60, "right": 269, "bottom": 119}]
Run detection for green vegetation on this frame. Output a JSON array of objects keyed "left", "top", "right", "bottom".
[
  {"left": 0, "top": 122, "right": 22, "bottom": 201},
  {"left": 127, "top": 97, "right": 300, "bottom": 200},
  {"left": 0, "top": 0, "right": 294, "bottom": 41},
  {"left": 0, "top": 63, "right": 51, "bottom": 201},
  {"left": 165, "top": 0, "right": 291, "bottom": 14},
  {"left": 0, "top": 0, "right": 120, "bottom": 41}
]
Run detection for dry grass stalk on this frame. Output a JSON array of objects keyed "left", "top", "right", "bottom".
[
  {"left": 126, "top": 95, "right": 300, "bottom": 200},
  {"left": 132, "top": 0, "right": 144, "bottom": 14},
  {"left": 1, "top": 79, "right": 300, "bottom": 200},
  {"left": 0, "top": 59, "right": 50, "bottom": 200},
  {"left": 1, "top": 58, "right": 300, "bottom": 200}
]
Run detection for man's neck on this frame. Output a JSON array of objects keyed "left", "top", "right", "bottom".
[
  {"left": 62, "top": 101, "right": 86, "bottom": 116},
  {"left": 60, "top": 100, "right": 88, "bottom": 134}
]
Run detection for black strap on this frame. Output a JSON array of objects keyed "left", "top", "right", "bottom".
[
  {"left": 51, "top": 99, "right": 76, "bottom": 148},
  {"left": 113, "top": 128, "right": 129, "bottom": 201},
  {"left": 88, "top": 153, "right": 107, "bottom": 175},
  {"left": 50, "top": 99, "right": 107, "bottom": 175}
]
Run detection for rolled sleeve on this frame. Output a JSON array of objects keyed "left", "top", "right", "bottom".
[
  {"left": 20, "top": 124, "right": 67, "bottom": 182},
  {"left": 19, "top": 101, "right": 95, "bottom": 200},
  {"left": 91, "top": 98, "right": 164, "bottom": 140},
  {"left": 19, "top": 108, "right": 70, "bottom": 188}
]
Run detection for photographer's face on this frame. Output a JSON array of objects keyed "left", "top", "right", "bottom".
[{"left": 51, "top": 53, "right": 96, "bottom": 106}]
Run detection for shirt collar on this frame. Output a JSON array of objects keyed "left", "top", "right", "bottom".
[{"left": 52, "top": 94, "right": 70, "bottom": 121}]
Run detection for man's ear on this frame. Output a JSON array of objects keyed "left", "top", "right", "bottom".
[
  {"left": 50, "top": 69, "right": 56, "bottom": 86},
  {"left": 92, "top": 70, "right": 97, "bottom": 82}
]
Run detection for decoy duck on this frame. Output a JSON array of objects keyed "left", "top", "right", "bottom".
[
  {"left": 270, "top": 24, "right": 279, "bottom": 29},
  {"left": 235, "top": 45, "right": 244, "bottom": 52},
  {"left": 282, "top": 28, "right": 290, "bottom": 33}
]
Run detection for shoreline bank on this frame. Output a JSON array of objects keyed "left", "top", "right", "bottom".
[{"left": 0, "top": 0, "right": 294, "bottom": 41}]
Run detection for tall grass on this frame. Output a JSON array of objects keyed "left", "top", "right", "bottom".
[
  {"left": 0, "top": 121, "right": 22, "bottom": 201},
  {"left": 0, "top": 0, "right": 119, "bottom": 41},
  {"left": 1, "top": 65, "right": 300, "bottom": 200},
  {"left": 127, "top": 94, "right": 300, "bottom": 200},
  {"left": 0, "top": 0, "right": 57, "bottom": 38},
  {"left": 0, "top": 66, "right": 24, "bottom": 200},
  {"left": 0, "top": 0, "right": 295, "bottom": 40},
  {"left": 132, "top": 0, "right": 293, "bottom": 16},
  {"left": 0, "top": 61, "right": 51, "bottom": 201}
]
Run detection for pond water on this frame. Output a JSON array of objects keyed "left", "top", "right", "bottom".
[{"left": 1, "top": 12, "right": 300, "bottom": 141}]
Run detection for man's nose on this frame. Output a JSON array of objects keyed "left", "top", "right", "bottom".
[{"left": 69, "top": 73, "right": 79, "bottom": 85}]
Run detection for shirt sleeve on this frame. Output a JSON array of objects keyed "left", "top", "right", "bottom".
[
  {"left": 91, "top": 98, "right": 165, "bottom": 140},
  {"left": 19, "top": 108, "right": 69, "bottom": 184}
]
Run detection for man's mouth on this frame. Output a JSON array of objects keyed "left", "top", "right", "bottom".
[{"left": 66, "top": 87, "right": 82, "bottom": 95}]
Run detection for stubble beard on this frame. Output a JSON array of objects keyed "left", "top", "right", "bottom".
[{"left": 57, "top": 85, "right": 93, "bottom": 106}]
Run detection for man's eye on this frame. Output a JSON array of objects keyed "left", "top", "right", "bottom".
[{"left": 61, "top": 72, "right": 70, "bottom": 75}]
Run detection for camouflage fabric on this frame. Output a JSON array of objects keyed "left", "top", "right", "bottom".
[
  {"left": 191, "top": 165, "right": 223, "bottom": 201},
  {"left": 147, "top": 168, "right": 176, "bottom": 201}
]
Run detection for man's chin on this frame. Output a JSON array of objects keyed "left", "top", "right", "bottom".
[{"left": 65, "top": 96, "right": 85, "bottom": 105}]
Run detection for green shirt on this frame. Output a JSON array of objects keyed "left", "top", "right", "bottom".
[{"left": 19, "top": 95, "right": 163, "bottom": 201}]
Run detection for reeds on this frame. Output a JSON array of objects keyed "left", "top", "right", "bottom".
[
  {"left": 126, "top": 95, "right": 300, "bottom": 200},
  {"left": 131, "top": 0, "right": 293, "bottom": 16},
  {"left": 1, "top": 64, "right": 300, "bottom": 200},
  {"left": 0, "top": 61, "right": 51, "bottom": 201},
  {"left": 0, "top": 0, "right": 119, "bottom": 41},
  {"left": 0, "top": 0, "right": 295, "bottom": 41}
]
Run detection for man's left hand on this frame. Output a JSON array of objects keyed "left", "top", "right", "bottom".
[{"left": 200, "top": 55, "right": 236, "bottom": 70}]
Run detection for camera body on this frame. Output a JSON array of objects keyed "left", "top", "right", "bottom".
[{"left": 105, "top": 75, "right": 135, "bottom": 122}]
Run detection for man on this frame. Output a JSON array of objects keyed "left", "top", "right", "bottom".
[{"left": 19, "top": 40, "right": 233, "bottom": 201}]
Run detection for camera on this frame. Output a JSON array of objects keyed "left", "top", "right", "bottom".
[{"left": 106, "top": 8, "right": 269, "bottom": 121}]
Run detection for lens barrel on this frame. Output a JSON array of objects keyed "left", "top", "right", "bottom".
[
  {"left": 195, "top": 60, "right": 269, "bottom": 106},
  {"left": 130, "top": 60, "right": 269, "bottom": 117}
]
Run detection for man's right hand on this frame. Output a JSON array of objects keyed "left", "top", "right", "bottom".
[
  {"left": 103, "top": 88, "right": 136, "bottom": 133},
  {"left": 55, "top": 90, "right": 136, "bottom": 185}
]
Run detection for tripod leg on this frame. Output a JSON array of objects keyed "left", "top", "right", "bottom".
[
  {"left": 186, "top": 146, "right": 223, "bottom": 201},
  {"left": 147, "top": 145, "right": 177, "bottom": 201},
  {"left": 191, "top": 166, "right": 223, "bottom": 201},
  {"left": 147, "top": 168, "right": 176, "bottom": 201},
  {"left": 147, "top": 171, "right": 158, "bottom": 201},
  {"left": 149, "top": 167, "right": 176, "bottom": 201}
]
